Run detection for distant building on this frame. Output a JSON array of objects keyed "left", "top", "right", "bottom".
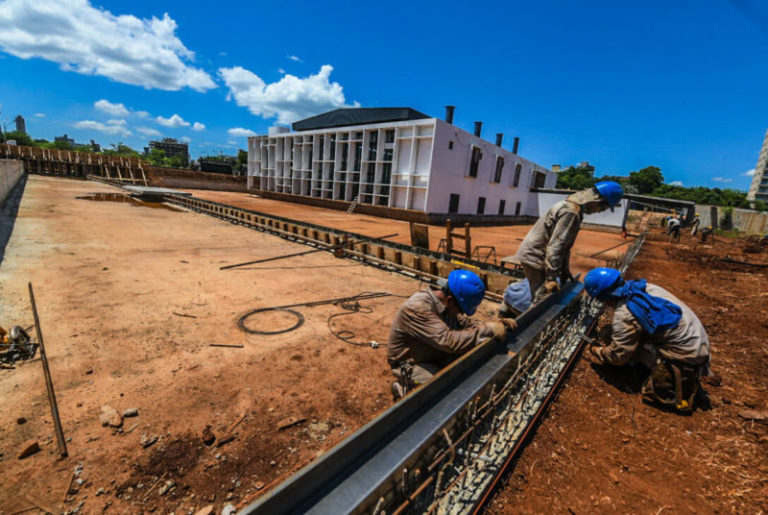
[
  {"left": 199, "top": 156, "right": 236, "bottom": 174},
  {"left": 144, "top": 138, "right": 189, "bottom": 167},
  {"left": 55, "top": 134, "right": 75, "bottom": 145},
  {"left": 248, "top": 107, "right": 556, "bottom": 216},
  {"left": 552, "top": 161, "right": 594, "bottom": 173},
  {"left": 747, "top": 129, "right": 768, "bottom": 203},
  {"left": 14, "top": 115, "right": 26, "bottom": 134}
]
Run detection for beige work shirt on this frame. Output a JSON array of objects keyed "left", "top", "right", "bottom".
[
  {"left": 387, "top": 289, "right": 494, "bottom": 367},
  {"left": 515, "top": 200, "right": 582, "bottom": 282},
  {"left": 604, "top": 284, "right": 710, "bottom": 367}
]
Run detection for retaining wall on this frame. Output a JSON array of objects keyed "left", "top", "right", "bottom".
[
  {"left": 1, "top": 159, "right": 24, "bottom": 206},
  {"left": 146, "top": 167, "right": 247, "bottom": 192}
]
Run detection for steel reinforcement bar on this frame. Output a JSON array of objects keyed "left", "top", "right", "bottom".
[
  {"left": 241, "top": 233, "right": 645, "bottom": 515},
  {"left": 162, "top": 193, "right": 523, "bottom": 298}
]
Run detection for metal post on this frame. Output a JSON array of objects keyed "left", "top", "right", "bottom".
[{"left": 29, "top": 282, "right": 68, "bottom": 459}]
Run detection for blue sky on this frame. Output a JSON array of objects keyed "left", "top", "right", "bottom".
[{"left": 0, "top": 0, "right": 766, "bottom": 189}]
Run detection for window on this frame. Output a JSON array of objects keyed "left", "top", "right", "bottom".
[
  {"left": 513, "top": 163, "right": 522, "bottom": 187},
  {"left": 340, "top": 143, "right": 348, "bottom": 170},
  {"left": 383, "top": 148, "right": 393, "bottom": 162},
  {"left": 469, "top": 146, "right": 481, "bottom": 178},
  {"left": 318, "top": 136, "right": 324, "bottom": 160},
  {"left": 385, "top": 129, "right": 395, "bottom": 143},
  {"left": 382, "top": 163, "right": 392, "bottom": 185},
  {"left": 515, "top": 201, "right": 522, "bottom": 216},
  {"left": 366, "top": 163, "right": 375, "bottom": 183},
  {"left": 477, "top": 197, "right": 486, "bottom": 215},
  {"left": 330, "top": 134, "right": 336, "bottom": 160},
  {"left": 354, "top": 132, "right": 363, "bottom": 140},
  {"left": 498, "top": 199, "right": 506, "bottom": 215},
  {"left": 368, "top": 131, "right": 378, "bottom": 161},
  {"left": 354, "top": 142, "right": 362, "bottom": 171},
  {"left": 532, "top": 171, "right": 546, "bottom": 188},
  {"left": 449, "top": 193, "right": 460, "bottom": 213},
  {"left": 448, "top": 141, "right": 454, "bottom": 150},
  {"left": 493, "top": 156, "right": 504, "bottom": 183}
]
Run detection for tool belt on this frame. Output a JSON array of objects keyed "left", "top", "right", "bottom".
[{"left": 641, "top": 358, "right": 702, "bottom": 412}]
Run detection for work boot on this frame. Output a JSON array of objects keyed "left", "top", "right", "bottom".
[{"left": 391, "top": 381, "right": 406, "bottom": 401}]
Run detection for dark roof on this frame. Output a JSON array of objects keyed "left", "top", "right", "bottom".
[{"left": 292, "top": 108, "right": 430, "bottom": 131}]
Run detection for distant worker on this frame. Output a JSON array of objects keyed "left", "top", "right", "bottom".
[
  {"left": 583, "top": 267, "right": 711, "bottom": 412},
  {"left": 667, "top": 215, "right": 681, "bottom": 242},
  {"left": 498, "top": 279, "right": 532, "bottom": 318},
  {"left": 690, "top": 213, "right": 701, "bottom": 237},
  {"left": 387, "top": 270, "right": 516, "bottom": 399},
  {"left": 515, "top": 181, "right": 624, "bottom": 302}
]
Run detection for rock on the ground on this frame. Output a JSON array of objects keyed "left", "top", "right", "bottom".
[
  {"left": 123, "top": 408, "right": 139, "bottom": 418},
  {"left": 739, "top": 409, "right": 768, "bottom": 424},
  {"left": 216, "top": 433, "right": 235, "bottom": 447},
  {"left": 17, "top": 440, "right": 41, "bottom": 459},
  {"left": 16, "top": 417, "right": 27, "bottom": 425},
  {"left": 140, "top": 434, "right": 159, "bottom": 448},
  {"left": 195, "top": 506, "right": 214, "bottom": 515},
  {"left": 202, "top": 425, "right": 216, "bottom": 446},
  {"left": 99, "top": 405, "right": 123, "bottom": 428},
  {"left": 158, "top": 480, "right": 175, "bottom": 496},
  {"left": 221, "top": 504, "right": 236, "bottom": 515}
]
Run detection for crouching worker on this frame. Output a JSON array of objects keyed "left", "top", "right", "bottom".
[
  {"left": 583, "top": 267, "right": 711, "bottom": 412},
  {"left": 388, "top": 270, "right": 516, "bottom": 399}
]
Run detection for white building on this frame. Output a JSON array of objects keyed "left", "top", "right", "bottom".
[
  {"left": 247, "top": 107, "right": 556, "bottom": 217},
  {"left": 747, "top": 129, "right": 768, "bottom": 203}
]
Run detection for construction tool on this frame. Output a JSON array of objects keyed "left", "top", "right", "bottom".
[
  {"left": 219, "top": 232, "right": 398, "bottom": 270},
  {"left": 29, "top": 282, "right": 68, "bottom": 459},
  {"left": 0, "top": 324, "right": 38, "bottom": 365}
]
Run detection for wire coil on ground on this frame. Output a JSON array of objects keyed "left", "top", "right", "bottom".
[{"left": 237, "top": 307, "right": 305, "bottom": 335}]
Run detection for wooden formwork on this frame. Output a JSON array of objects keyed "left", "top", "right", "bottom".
[
  {"left": 163, "top": 194, "right": 523, "bottom": 299},
  {"left": 0, "top": 144, "right": 147, "bottom": 185}
]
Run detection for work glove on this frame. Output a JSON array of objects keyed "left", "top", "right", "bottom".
[
  {"left": 585, "top": 345, "right": 606, "bottom": 365},
  {"left": 500, "top": 318, "right": 518, "bottom": 331},
  {"left": 487, "top": 321, "right": 507, "bottom": 340},
  {"left": 544, "top": 280, "right": 560, "bottom": 294}
]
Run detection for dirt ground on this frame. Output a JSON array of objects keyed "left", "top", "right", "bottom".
[
  {"left": 489, "top": 233, "right": 768, "bottom": 513},
  {"left": 182, "top": 189, "right": 628, "bottom": 274},
  {"left": 0, "top": 176, "right": 439, "bottom": 513}
]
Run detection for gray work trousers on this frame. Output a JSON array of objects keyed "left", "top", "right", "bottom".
[
  {"left": 522, "top": 264, "right": 547, "bottom": 303},
  {"left": 392, "top": 362, "right": 441, "bottom": 387}
]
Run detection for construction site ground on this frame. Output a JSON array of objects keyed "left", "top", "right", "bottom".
[
  {"left": 1, "top": 176, "right": 765, "bottom": 513},
  {"left": 182, "top": 189, "right": 628, "bottom": 272},
  {"left": 489, "top": 234, "right": 768, "bottom": 513}
]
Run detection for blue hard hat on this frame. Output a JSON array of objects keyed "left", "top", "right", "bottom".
[
  {"left": 594, "top": 181, "right": 624, "bottom": 210},
  {"left": 447, "top": 269, "right": 486, "bottom": 315},
  {"left": 584, "top": 267, "right": 622, "bottom": 298}
]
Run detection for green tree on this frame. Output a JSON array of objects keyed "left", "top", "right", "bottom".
[
  {"left": 3, "top": 130, "right": 34, "bottom": 146},
  {"left": 103, "top": 143, "right": 141, "bottom": 158},
  {"left": 555, "top": 165, "right": 596, "bottom": 190},
  {"left": 628, "top": 166, "right": 664, "bottom": 194},
  {"left": 146, "top": 148, "right": 168, "bottom": 166}
]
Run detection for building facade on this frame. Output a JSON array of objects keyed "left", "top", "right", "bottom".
[
  {"left": 144, "top": 138, "right": 189, "bottom": 167},
  {"left": 247, "top": 108, "right": 556, "bottom": 216},
  {"left": 747, "top": 129, "right": 768, "bottom": 203},
  {"left": 14, "top": 115, "right": 26, "bottom": 134}
]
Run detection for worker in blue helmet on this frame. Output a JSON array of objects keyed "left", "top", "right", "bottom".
[
  {"left": 387, "top": 269, "right": 516, "bottom": 399},
  {"left": 583, "top": 267, "right": 711, "bottom": 412},
  {"left": 514, "top": 181, "right": 624, "bottom": 303}
]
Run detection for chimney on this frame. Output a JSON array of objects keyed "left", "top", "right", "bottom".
[
  {"left": 444, "top": 105, "right": 455, "bottom": 124},
  {"left": 474, "top": 121, "right": 483, "bottom": 138},
  {"left": 495, "top": 133, "right": 503, "bottom": 147},
  {"left": 512, "top": 136, "right": 520, "bottom": 154}
]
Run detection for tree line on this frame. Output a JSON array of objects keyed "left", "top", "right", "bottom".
[{"left": 556, "top": 165, "right": 766, "bottom": 211}]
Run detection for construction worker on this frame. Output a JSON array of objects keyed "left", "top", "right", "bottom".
[
  {"left": 387, "top": 269, "right": 516, "bottom": 399},
  {"left": 498, "top": 279, "right": 532, "bottom": 318},
  {"left": 515, "top": 181, "right": 624, "bottom": 303},
  {"left": 582, "top": 267, "right": 711, "bottom": 412},
  {"left": 667, "top": 215, "right": 681, "bottom": 241},
  {"left": 690, "top": 212, "right": 701, "bottom": 237}
]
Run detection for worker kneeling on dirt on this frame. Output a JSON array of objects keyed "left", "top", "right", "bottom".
[
  {"left": 387, "top": 270, "right": 516, "bottom": 399},
  {"left": 515, "top": 181, "right": 624, "bottom": 303},
  {"left": 583, "top": 267, "right": 711, "bottom": 412}
]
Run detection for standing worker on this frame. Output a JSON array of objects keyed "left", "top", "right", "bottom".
[
  {"left": 514, "top": 181, "right": 624, "bottom": 302},
  {"left": 690, "top": 212, "right": 701, "bottom": 237},
  {"left": 582, "top": 267, "right": 711, "bottom": 412},
  {"left": 387, "top": 270, "right": 516, "bottom": 399}
]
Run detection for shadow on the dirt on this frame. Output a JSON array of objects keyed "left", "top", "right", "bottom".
[{"left": 0, "top": 173, "right": 28, "bottom": 266}]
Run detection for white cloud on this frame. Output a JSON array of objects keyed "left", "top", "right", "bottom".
[
  {"left": 33, "top": 113, "right": 45, "bottom": 118},
  {"left": 191, "top": 121, "right": 206, "bottom": 131},
  {"left": 135, "top": 110, "right": 150, "bottom": 118},
  {"left": 180, "top": 136, "right": 191, "bottom": 143},
  {"left": 219, "top": 64, "right": 356, "bottom": 124},
  {"left": 0, "top": 0, "right": 216, "bottom": 92},
  {"left": 136, "top": 126, "right": 161, "bottom": 137},
  {"left": 712, "top": 177, "right": 733, "bottom": 183},
  {"left": 744, "top": 168, "right": 756, "bottom": 177},
  {"left": 106, "top": 118, "right": 127, "bottom": 126},
  {"left": 287, "top": 55, "right": 303, "bottom": 62},
  {"left": 278, "top": 68, "right": 285, "bottom": 74},
  {"left": 669, "top": 181, "right": 683, "bottom": 186},
  {"left": 74, "top": 119, "right": 131, "bottom": 136},
  {"left": 228, "top": 127, "right": 257, "bottom": 138},
  {"left": 156, "top": 113, "right": 190, "bottom": 128},
  {"left": 94, "top": 99, "right": 130, "bottom": 117}
]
